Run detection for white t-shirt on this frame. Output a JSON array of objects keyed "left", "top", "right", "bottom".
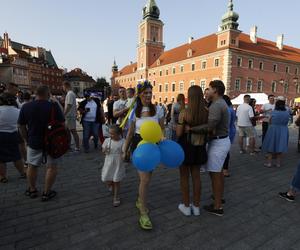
[
  {"left": 261, "top": 103, "right": 275, "bottom": 123},
  {"left": 113, "top": 99, "right": 128, "bottom": 125},
  {"left": 131, "top": 106, "right": 164, "bottom": 134},
  {"left": 64, "top": 90, "right": 77, "bottom": 118},
  {"left": 236, "top": 103, "right": 254, "bottom": 127},
  {"left": 0, "top": 106, "right": 20, "bottom": 132},
  {"left": 84, "top": 100, "right": 97, "bottom": 122}
]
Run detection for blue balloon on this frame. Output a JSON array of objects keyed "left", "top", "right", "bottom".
[
  {"left": 158, "top": 140, "right": 185, "bottom": 168},
  {"left": 132, "top": 143, "right": 161, "bottom": 172}
]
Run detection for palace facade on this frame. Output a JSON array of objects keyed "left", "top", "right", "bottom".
[{"left": 111, "top": 0, "right": 300, "bottom": 104}]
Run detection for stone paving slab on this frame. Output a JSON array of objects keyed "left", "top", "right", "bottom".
[{"left": 1, "top": 127, "right": 300, "bottom": 250}]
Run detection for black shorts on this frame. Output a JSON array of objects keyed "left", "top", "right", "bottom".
[{"left": 0, "top": 132, "right": 21, "bottom": 163}]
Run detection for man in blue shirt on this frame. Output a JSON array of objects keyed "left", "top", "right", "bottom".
[{"left": 18, "top": 86, "right": 64, "bottom": 202}]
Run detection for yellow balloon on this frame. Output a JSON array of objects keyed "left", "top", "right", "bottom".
[
  {"left": 138, "top": 140, "right": 150, "bottom": 147},
  {"left": 140, "top": 120, "right": 162, "bottom": 143}
]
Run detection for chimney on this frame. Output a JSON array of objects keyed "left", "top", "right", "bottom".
[
  {"left": 276, "top": 34, "right": 284, "bottom": 50},
  {"left": 250, "top": 26, "right": 257, "bottom": 44},
  {"left": 188, "top": 37, "right": 194, "bottom": 44},
  {"left": 3, "top": 32, "right": 10, "bottom": 49}
]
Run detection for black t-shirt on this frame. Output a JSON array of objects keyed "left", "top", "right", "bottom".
[{"left": 18, "top": 100, "right": 65, "bottom": 150}]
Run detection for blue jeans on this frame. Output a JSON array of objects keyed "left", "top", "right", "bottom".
[
  {"left": 291, "top": 162, "right": 300, "bottom": 192},
  {"left": 82, "top": 121, "right": 99, "bottom": 151}
]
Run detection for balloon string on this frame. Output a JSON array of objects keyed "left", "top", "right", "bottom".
[{"left": 120, "top": 98, "right": 136, "bottom": 129}]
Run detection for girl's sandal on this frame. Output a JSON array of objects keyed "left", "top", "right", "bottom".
[
  {"left": 139, "top": 214, "right": 153, "bottom": 230},
  {"left": 113, "top": 198, "right": 121, "bottom": 207}
]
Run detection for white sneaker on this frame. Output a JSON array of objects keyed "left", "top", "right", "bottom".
[
  {"left": 191, "top": 204, "right": 200, "bottom": 216},
  {"left": 178, "top": 204, "right": 191, "bottom": 216}
]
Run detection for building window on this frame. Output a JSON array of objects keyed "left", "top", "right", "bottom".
[
  {"left": 172, "top": 97, "right": 175, "bottom": 102},
  {"left": 166, "top": 69, "right": 169, "bottom": 75},
  {"left": 284, "top": 83, "right": 289, "bottom": 94},
  {"left": 272, "top": 81, "right": 277, "bottom": 93},
  {"left": 246, "top": 80, "right": 253, "bottom": 92},
  {"left": 159, "top": 84, "right": 162, "bottom": 92},
  {"left": 180, "top": 65, "right": 184, "bottom": 72},
  {"left": 237, "top": 57, "right": 242, "bottom": 67},
  {"left": 295, "top": 67, "right": 299, "bottom": 75},
  {"left": 296, "top": 84, "right": 300, "bottom": 94},
  {"left": 257, "top": 80, "right": 263, "bottom": 92},
  {"left": 165, "top": 83, "right": 169, "bottom": 92},
  {"left": 201, "top": 61, "right": 207, "bottom": 70},
  {"left": 215, "top": 58, "right": 220, "bottom": 67},
  {"left": 159, "top": 97, "right": 162, "bottom": 103},
  {"left": 248, "top": 59, "right": 254, "bottom": 69},
  {"left": 172, "top": 67, "right": 176, "bottom": 74},
  {"left": 200, "top": 80, "right": 206, "bottom": 91},
  {"left": 259, "top": 62, "right": 264, "bottom": 70},
  {"left": 286, "top": 66, "right": 290, "bottom": 74},
  {"left": 190, "top": 81, "right": 195, "bottom": 86},
  {"left": 179, "top": 82, "right": 184, "bottom": 92},
  {"left": 231, "top": 39, "right": 236, "bottom": 45},
  {"left": 153, "top": 80, "right": 156, "bottom": 87},
  {"left": 235, "top": 79, "right": 241, "bottom": 91},
  {"left": 191, "top": 63, "right": 195, "bottom": 71},
  {"left": 172, "top": 83, "right": 176, "bottom": 92},
  {"left": 159, "top": 70, "right": 162, "bottom": 76},
  {"left": 273, "top": 64, "right": 278, "bottom": 72}
]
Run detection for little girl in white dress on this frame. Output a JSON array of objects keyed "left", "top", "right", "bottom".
[{"left": 101, "top": 125, "right": 125, "bottom": 207}]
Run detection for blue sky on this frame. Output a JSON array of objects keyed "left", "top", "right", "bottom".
[{"left": 1, "top": 0, "right": 299, "bottom": 81}]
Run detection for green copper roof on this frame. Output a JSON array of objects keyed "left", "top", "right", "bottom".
[
  {"left": 143, "top": 0, "right": 160, "bottom": 19},
  {"left": 220, "top": 0, "right": 239, "bottom": 31}
]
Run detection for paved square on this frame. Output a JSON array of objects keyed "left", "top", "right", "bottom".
[{"left": 1, "top": 128, "right": 300, "bottom": 250}]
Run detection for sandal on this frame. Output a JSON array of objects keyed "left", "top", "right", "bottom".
[
  {"left": 0, "top": 177, "right": 8, "bottom": 183},
  {"left": 139, "top": 213, "right": 153, "bottom": 230},
  {"left": 41, "top": 190, "right": 57, "bottom": 202},
  {"left": 25, "top": 188, "right": 38, "bottom": 199},
  {"left": 136, "top": 199, "right": 149, "bottom": 214},
  {"left": 113, "top": 198, "right": 121, "bottom": 207}
]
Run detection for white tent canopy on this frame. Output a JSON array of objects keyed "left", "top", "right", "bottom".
[{"left": 231, "top": 93, "right": 269, "bottom": 105}]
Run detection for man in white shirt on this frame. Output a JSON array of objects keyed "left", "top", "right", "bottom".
[
  {"left": 63, "top": 82, "right": 80, "bottom": 151},
  {"left": 260, "top": 94, "right": 275, "bottom": 143},
  {"left": 113, "top": 87, "right": 129, "bottom": 125},
  {"left": 236, "top": 95, "right": 255, "bottom": 154}
]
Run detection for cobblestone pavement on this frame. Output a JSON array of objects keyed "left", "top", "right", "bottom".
[{"left": 1, "top": 127, "right": 300, "bottom": 250}]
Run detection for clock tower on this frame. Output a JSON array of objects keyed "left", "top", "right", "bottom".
[{"left": 137, "top": 0, "right": 164, "bottom": 76}]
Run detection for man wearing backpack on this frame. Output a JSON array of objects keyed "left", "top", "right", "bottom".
[{"left": 18, "top": 86, "right": 65, "bottom": 202}]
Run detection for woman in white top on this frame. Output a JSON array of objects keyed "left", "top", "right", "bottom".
[
  {"left": 0, "top": 93, "right": 26, "bottom": 183},
  {"left": 123, "top": 81, "right": 164, "bottom": 230}
]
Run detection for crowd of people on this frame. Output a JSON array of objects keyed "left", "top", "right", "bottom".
[{"left": 0, "top": 79, "right": 300, "bottom": 231}]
